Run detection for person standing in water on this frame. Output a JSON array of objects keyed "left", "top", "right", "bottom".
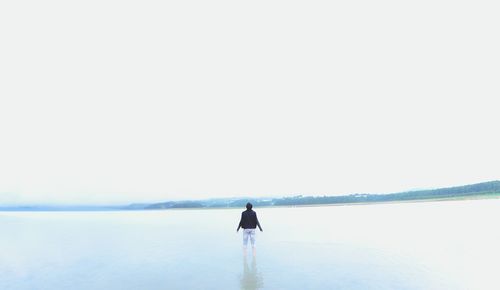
[{"left": 237, "top": 202, "right": 263, "bottom": 256}]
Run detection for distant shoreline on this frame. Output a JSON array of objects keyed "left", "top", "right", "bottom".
[
  {"left": 2, "top": 195, "right": 499, "bottom": 212},
  {"left": 111, "top": 193, "right": 500, "bottom": 212},
  {"left": 158, "top": 193, "right": 500, "bottom": 211},
  {"left": 276, "top": 193, "right": 500, "bottom": 208},
  {"left": 2, "top": 180, "right": 499, "bottom": 212}
]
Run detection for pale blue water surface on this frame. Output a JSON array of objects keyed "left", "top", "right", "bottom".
[{"left": 1, "top": 199, "right": 499, "bottom": 290}]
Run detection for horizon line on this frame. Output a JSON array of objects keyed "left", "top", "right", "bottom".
[{"left": 1, "top": 179, "right": 498, "bottom": 207}]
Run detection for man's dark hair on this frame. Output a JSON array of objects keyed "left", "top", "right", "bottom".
[{"left": 246, "top": 202, "right": 253, "bottom": 210}]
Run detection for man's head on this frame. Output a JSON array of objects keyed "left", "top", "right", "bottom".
[{"left": 246, "top": 202, "right": 253, "bottom": 210}]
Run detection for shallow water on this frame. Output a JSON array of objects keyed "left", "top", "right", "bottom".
[{"left": 1, "top": 199, "right": 499, "bottom": 290}]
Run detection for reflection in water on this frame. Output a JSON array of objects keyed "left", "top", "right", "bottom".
[
  {"left": 240, "top": 255, "right": 264, "bottom": 290},
  {"left": 3, "top": 201, "right": 500, "bottom": 290}
]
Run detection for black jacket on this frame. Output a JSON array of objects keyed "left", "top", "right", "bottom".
[{"left": 237, "top": 209, "right": 263, "bottom": 231}]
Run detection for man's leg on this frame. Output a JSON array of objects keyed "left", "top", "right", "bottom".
[
  {"left": 249, "top": 229, "right": 256, "bottom": 256},
  {"left": 243, "top": 229, "right": 249, "bottom": 256}
]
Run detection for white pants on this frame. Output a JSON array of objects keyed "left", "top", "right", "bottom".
[{"left": 242, "top": 228, "right": 256, "bottom": 247}]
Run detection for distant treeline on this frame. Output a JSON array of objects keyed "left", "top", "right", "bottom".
[
  {"left": 2, "top": 181, "right": 498, "bottom": 211},
  {"left": 142, "top": 180, "right": 500, "bottom": 210}
]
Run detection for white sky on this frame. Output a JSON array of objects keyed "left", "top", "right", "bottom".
[{"left": 1, "top": 0, "right": 499, "bottom": 205}]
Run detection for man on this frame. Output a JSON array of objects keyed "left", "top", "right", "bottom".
[{"left": 237, "top": 202, "right": 263, "bottom": 256}]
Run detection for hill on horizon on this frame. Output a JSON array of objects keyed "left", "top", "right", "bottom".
[
  {"left": 143, "top": 180, "right": 500, "bottom": 210},
  {"left": 1, "top": 180, "right": 499, "bottom": 211}
]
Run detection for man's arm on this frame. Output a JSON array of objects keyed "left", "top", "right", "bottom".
[
  {"left": 237, "top": 212, "right": 243, "bottom": 232},
  {"left": 256, "top": 215, "right": 263, "bottom": 232}
]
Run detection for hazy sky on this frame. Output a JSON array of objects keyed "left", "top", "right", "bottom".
[{"left": 1, "top": 1, "right": 499, "bottom": 205}]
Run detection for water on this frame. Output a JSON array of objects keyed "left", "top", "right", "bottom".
[{"left": 1, "top": 199, "right": 499, "bottom": 290}]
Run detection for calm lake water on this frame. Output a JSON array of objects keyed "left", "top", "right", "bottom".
[{"left": 1, "top": 199, "right": 499, "bottom": 290}]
